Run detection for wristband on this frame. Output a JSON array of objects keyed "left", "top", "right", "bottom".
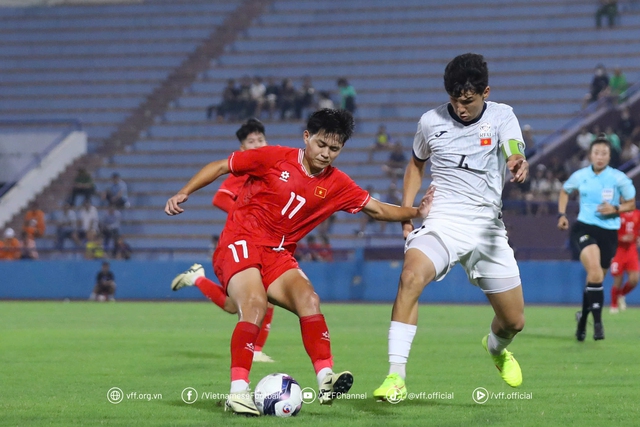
[
  {"left": 614, "top": 206, "right": 620, "bottom": 213},
  {"left": 557, "top": 213, "right": 566, "bottom": 218}
]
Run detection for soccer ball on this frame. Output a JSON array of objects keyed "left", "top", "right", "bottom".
[{"left": 254, "top": 373, "right": 303, "bottom": 417}]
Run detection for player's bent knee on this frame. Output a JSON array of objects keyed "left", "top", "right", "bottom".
[
  {"left": 399, "top": 268, "right": 429, "bottom": 294},
  {"left": 504, "top": 316, "right": 525, "bottom": 334}
]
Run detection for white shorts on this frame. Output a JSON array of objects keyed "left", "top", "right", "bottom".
[{"left": 405, "top": 216, "right": 521, "bottom": 294}]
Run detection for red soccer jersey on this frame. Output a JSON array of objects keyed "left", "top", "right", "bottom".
[
  {"left": 618, "top": 209, "right": 640, "bottom": 246},
  {"left": 212, "top": 173, "right": 248, "bottom": 212},
  {"left": 225, "top": 145, "right": 370, "bottom": 247}
]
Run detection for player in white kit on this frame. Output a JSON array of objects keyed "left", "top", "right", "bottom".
[{"left": 374, "top": 53, "right": 529, "bottom": 402}]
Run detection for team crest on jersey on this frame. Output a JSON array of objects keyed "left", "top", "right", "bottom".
[
  {"left": 279, "top": 171, "right": 290, "bottom": 182},
  {"left": 479, "top": 122, "right": 492, "bottom": 146},
  {"left": 314, "top": 186, "right": 327, "bottom": 198}
]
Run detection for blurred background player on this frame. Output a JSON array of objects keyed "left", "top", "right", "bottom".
[
  {"left": 165, "top": 109, "right": 433, "bottom": 415},
  {"left": 609, "top": 208, "right": 640, "bottom": 313},
  {"left": 558, "top": 135, "right": 636, "bottom": 341},
  {"left": 173, "top": 118, "right": 275, "bottom": 362},
  {"left": 375, "top": 53, "right": 529, "bottom": 402}
]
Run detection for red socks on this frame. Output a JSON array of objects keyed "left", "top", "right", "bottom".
[
  {"left": 611, "top": 286, "right": 620, "bottom": 308},
  {"left": 255, "top": 306, "right": 274, "bottom": 352},
  {"left": 620, "top": 282, "right": 635, "bottom": 296},
  {"left": 300, "top": 314, "right": 333, "bottom": 373},
  {"left": 230, "top": 321, "right": 260, "bottom": 382},
  {"left": 195, "top": 277, "right": 227, "bottom": 309}
]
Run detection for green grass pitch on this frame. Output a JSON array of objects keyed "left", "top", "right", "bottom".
[{"left": 1, "top": 301, "right": 638, "bottom": 426}]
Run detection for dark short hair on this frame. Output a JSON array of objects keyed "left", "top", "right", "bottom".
[
  {"left": 306, "top": 109, "right": 354, "bottom": 144},
  {"left": 235, "top": 118, "right": 265, "bottom": 142},
  {"left": 590, "top": 133, "right": 612, "bottom": 152},
  {"left": 444, "top": 53, "right": 489, "bottom": 98}
]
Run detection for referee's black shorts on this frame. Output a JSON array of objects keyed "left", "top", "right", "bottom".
[{"left": 570, "top": 221, "right": 618, "bottom": 269}]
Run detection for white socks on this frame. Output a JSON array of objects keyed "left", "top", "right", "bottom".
[
  {"left": 487, "top": 330, "right": 513, "bottom": 356},
  {"left": 230, "top": 380, "right": 249, "bottom": 393},
  {"left": 388, "top": 321, "right": 417, "bottom": 380},
  {"left": 316, "top": 367, "right": 333, "bottom": 388}
]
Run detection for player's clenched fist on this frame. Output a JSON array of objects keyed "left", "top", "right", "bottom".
[{"left": 165, "top": 193, "right": 189, "bottom": 215}]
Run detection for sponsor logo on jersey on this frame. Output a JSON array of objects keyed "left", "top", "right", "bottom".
[
  {"left": 279, "top": 171, "right": 290, "bottom": 182},
  {"left": 479, "top": 122, "right": 492, "bottom": 146},
  {"left": 314, "top": 186, "right": 327, "bottom": 198},
  {"left": 434, "top": 131, "right": 448, "bottom": 138},
  {"left": 579, "top": 235, "right": 590, "bottom": 243}
]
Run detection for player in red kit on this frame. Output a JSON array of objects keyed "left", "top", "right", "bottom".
[
  {"left": 171, "top": 118, "right": 276, "bottom": 363},
  {"left": 165, "top": 109, "right": 434, "bottom": 416},
  {"left": 610, "top": 209, "right": 640, "bottom": 313}
]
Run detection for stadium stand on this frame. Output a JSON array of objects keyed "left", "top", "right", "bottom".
[{"left": 3, "top": 0, "right": 640, "bottom": 259}]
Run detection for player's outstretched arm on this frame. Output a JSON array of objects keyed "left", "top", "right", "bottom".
[
  {"left": 362, "top": 186, "right": 435, "bottom": 222},
  {"left": 165, "top": 159, "right": 229, "bottom": 216},
  {"left": 507, "top": 154, "right": 528, "bottom": 183}
]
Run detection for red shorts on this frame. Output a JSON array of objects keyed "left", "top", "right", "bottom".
[
  {"left": 610, "top": 244, "right": 639, "bottom": 276},
  {"left": 213, "top": 234, "right": 299, "bottom": 293}
]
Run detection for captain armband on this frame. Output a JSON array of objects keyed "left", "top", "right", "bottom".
[{"left": 502, "top": 139, "right": 526, "bottom": 159}]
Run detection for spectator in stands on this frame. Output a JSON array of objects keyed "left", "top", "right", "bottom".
[
  {"left": 23, "top": 201, "right": 46, "bottom": 239},
  {"left": 0, "top": 228, "right": 21, "bottom": 260},
  {"left": 113, "top": 236, "right": 132, "bottom": 260},
  {"left": 576, "top": 127, "right": 594, "bottom": 152},
  {"left": 209, "top": 78, "right": 239, "bottom": 121},
  {"left": 548, "top": 155, "right": 568, "bottom": 181},
  {"left": 619, "top": 107, "right": 636, "bottom": 140},
  {"left": 236, "top": 75, "right": 255, "bottom": 120},
  {"left": 89, "top": 261, "right": 116, "bottom": 302},
  {"left": 304, "top": 235, "right": 323, "bottom": 262},
  {"left": 317, "top": 234, "right": 333, "bottom": 262},
  {"left": 20, "top": 231, "right": 38, "bottom": 260},
  {"left": 69, "top": 168, "right": 95, "bottom": 206},
  {"left": 596, "top": 0, "right": 618, "bottom": 28},
  {"left": 525, "top": 165, "right": 551, "bottom": 216},
  {"left": 85, "top": 229, "right": 105, "bottom": 260},
  {"left": 382, "top": 141, "right": 407, "bottom": 182},
  {"left": 103, "top": 173, "right": 129, "bottom": 209},
  {"left": 522, "top": 124, "right": 537, "bottom": 158},
  {"left": 264, "top": 76, "right": 280, "bottom": 120},
  {"left": 317, "top": 91, "right": 334, "bottom": 110},
  {"left": 337, "top": 78, "right": 356, "bottom": 114},
  {"left": 607, "top": 66, "right": 628, "bottom": 103},
  {"left": 582, "top": 64, "right": 609, "bottom": 109},
  {"left": 54, "top": 202, "right": 80, "bottom": 250},
  {"left": 620, "top": 137, "right": 639, "bottom": 164},
  {"left": 317, "top": 213, "right": 336, "bottom": 237},
  {"left": 278, "top": 78, "right": 298, "bottom": 120},
  {"left": 250, "top": 76, "right": 266, "bottom": 119},
  {"left": 78, "top": 199, "right": 99, "bottom": 242},
  {"left": 379, "top": 182, "right": 403, "bottom": 233},
  {"left": 295, "top": 76, "right": 316, "bottom": 119},
  {"left": 101, "top": 206, "right": 121, "bottom": 255},
  {"left": 369, "top": 124, "right": 391, "bottom": 161}
]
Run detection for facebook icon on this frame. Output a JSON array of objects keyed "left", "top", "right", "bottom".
[{"left": 181, "top": 387, "right": 198, "bottom": 404}]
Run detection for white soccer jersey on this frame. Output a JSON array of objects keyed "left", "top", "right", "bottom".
[{"left": 413, "top": 101, "right": 524, "bottom": 219}]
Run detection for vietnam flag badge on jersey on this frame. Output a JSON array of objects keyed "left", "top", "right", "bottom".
[
  {"left": 314, "top": 186, "right": 327, "bottom": 198},
  {"left": 480, "top": 138, "right": 492, "bottom": 146}
]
